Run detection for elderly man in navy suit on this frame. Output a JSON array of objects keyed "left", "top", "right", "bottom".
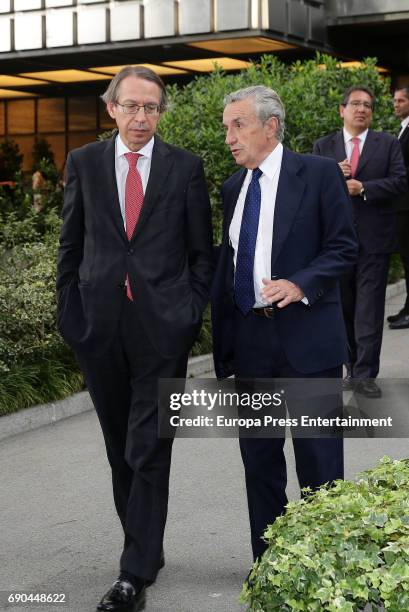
[
  {"left": 314, "top": 86, "right": 406, "bottom": 398},
  {"left": 211, "top": 85, "right": 357, "bottom": 563}
]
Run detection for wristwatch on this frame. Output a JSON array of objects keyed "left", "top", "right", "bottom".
[{"left": 359, "top": 186, "right": 366, "bottom": 199}]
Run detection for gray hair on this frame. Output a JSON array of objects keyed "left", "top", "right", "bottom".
[
  {"left": 101, "top": 65, "right": 167, "bottom": 112},
  {"left": 223, "top": 85, "right": 285, "bottom": 141}
]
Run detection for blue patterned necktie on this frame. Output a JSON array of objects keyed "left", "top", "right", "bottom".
[{"left": 234, "top": 167, "right": 263, "bottom": 315}]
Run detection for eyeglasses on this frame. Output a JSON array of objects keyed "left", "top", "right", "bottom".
[
  {"left": 346, "top": 101, "right": 373, "bottom": 110},
  {"left": 115, "top": 102, "right": 160, "bottom": 115}
]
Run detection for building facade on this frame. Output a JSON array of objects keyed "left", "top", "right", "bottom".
[{"left": 0, "top": 0, "right": 408, "bottom": 170}]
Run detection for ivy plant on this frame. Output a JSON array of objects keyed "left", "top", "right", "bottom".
[{"left": 242, "top": 457, "right": 409, "bottom": 612}]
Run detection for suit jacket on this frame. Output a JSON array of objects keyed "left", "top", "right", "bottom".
[
  {"left": 211, "top": 149, "right": 358, "bottom": 379},
  {"left": 56, "top": 134, "right": 213, "bottom": 359},
  {"left": 394, "top": 125, "right": 409, "bottom": 212},
  {"left": 313, "top": 129, "right": 407, "bottom": 253}
]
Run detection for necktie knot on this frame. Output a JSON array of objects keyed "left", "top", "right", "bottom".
[
  {"left": 124, "top": 152, "right": 141, "bottom": 168},
  {"left": 351, "top": 137, "right": 360, "bottom": 146},
  {"left": 252, "top": 167, "right": 263, "bottom": 182}
]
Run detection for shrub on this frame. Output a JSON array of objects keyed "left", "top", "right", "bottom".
[
  {"left": 0, "top": 139, "right": 23, "bottom": 182},
  {"left": 158, "top": 53, "right": 398, "bottom": 241},
  {"left": 242, "top": 457, "right": 409, "bottom": 612},
  {"left": 32, "top": 137, "right": 55, "bottom": 172},
  {"left": 0, "top": 212, "right": 83, "bottom": 415},
  {"left": 0, "top": 233, "right": 63, "bottom": 373}
]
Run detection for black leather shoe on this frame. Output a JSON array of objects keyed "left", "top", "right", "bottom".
[
  {"left": 387, "top": 308, "right": 407, "bottom": 323},
  {"left": 97, "top": 580, "right": 146, "bottom": 612},
  {"left": 389, "top": 314, "right": 409, "bottom": 330},
  {"left": 355, "top": 380, "right": 382, "bottom": 398},
  {"left": 342, "top": 374, "right": 355, "bottom": 391},
  {"left": 146, "top": 549, "right": 165, "bottom": 587}
]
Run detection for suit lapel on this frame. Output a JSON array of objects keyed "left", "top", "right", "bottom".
[
  {"left": 356, "top": 129, "right": 377, "bottom": 176},
  {"left": 223, "top": 168, "right": 247, "bottom": 241},
  {"left": 102, "top": 134, "right": 128, "bottom": 243},
  {"left": 333, "top": 131, "right": 347, "bottom": 162},
  {"left": 130, "top": 135, "right": 174, "bottom": 242},
  {"left": 271, "top": 148, "right": 306, "bottom": 268},
  {"left": 399, "top": 125, "right": 409, "bottom": 143}
]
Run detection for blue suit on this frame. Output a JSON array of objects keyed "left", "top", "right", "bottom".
[{"left": 211, "top": 148, "right": 358, "bottom": 558}]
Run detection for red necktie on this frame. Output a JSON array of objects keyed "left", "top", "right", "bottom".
[
  {"left": 350, "top": 137, "right": 360, "bottom": 178},
  {"left": 124, "top": 152, "right": 144, "bottom": 300}
]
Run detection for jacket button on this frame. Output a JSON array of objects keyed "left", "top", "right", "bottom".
[{"left": 128, "top": 248, "right": 134, "bottom": 255}]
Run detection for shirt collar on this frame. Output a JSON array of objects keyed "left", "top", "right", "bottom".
[
  {"left": 256, "top": 142, "right": 283, "bottom": 180},
  {"left": 116, "top": 133, "right": 155, "bottom": 159},
  {"left": 343, "top": 127, "right": 368, "bottom": 143},
  {"left": 401, "top": 116, "right": 409, "bottom": 131}
]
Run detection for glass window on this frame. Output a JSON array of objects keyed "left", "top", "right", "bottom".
[
  {"left": 46, "top": 9, "right": 74, "bottom": 47},
  {"left": 45, "top": 0, "right": 74, "bottom": 7},
  {"left": 38, "top": 133, "right": 67, "bottom": 170},
  {"left": 14, "top": 0, "right": 42, "bottom": 9},
  {"left": 217, "top": 0, "right": 250, "bottom": 31},
  {"left": 144, "top": 0, "right": 175, "bottom": 38},
  {"left": 77, "top": 6, "right": 106, "bottom": 44},
  {"left": 68, "top": 131, "right": 97, "bottom": 152},
  {"left": 0, "top": 1, "right": 11, "bottom": 13},
  {"left": 0, "top": 102, "right": 5, "bottom": 135},
  {"left": 99, "top": 99, "right": 116, "bottom": 130},
  {"left": 68, "top": 97, "right": 97, "bottom": 131},
  {"left": 110, "top": 2, "right": 141, "bottom": 42},
  {"left": 14, "top": 13, "right": 43, "bottom": 51},
  {"left": 0, "top": 16, "right": 11, "bottom": 52},
  {"left": 38, "top": 98, "right": 66, "bottom": 133},
  {"left": 179, "top": 0, "right": 211, "bottom": 35},
  {"left": 12, "top": 135, "right": 35, "bottom": 172},
  {"left": 8, "top": 100, "right": 35, "bottom": 134}
]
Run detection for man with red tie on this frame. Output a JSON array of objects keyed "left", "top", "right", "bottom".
[
  {"left": 313, "top": 86, "right": 406, "bottom": 398},
  {"left": 56, "top": 66, "right": 213, "bottom": 612}
]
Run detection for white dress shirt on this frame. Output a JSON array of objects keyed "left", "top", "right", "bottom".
[
  {"left": 115, "top": 134, "right": 154, "bottom": 230},
  {"left": 229, "top": 143, "right": 283, "bottom": 307},
  {"left": 343, "top": 127, "right": 368, "bottom": 160},
  {"left": 398, "top": 116, "right": 409, "bottom": 139}
]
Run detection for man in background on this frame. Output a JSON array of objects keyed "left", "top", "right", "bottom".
[
  {"left": 212, "top": 85, "right": 357, "bottom": 563},
  {"left": 57, "top": 66, "right": 213, "bottom": 612},
  {"left": 388, "top": 86, "right": 409, "bottom": 329},
  {"left": 313, "top": 86, "right": 406, "bottom": 398}
]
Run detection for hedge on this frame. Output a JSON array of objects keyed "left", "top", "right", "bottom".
[{"left": 242, "top": 456, "right": 409, "bottom": 612}]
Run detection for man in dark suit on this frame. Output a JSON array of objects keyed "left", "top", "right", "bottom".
[
  {"left": 211, "top": 85, "right": 357, "bottom": 562},
  {"left": 313, "top": 86, "right": 406, "bottom": 398},
  {"left": 388, "top": 86, "right": 409, "bottom": 329},
  {"left": 56, "top": 66, "right": 213, "bottom": 612}
]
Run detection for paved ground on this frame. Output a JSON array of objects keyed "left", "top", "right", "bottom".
[{"left": 0, "top": 292, "right": 408, "bottom": 612}]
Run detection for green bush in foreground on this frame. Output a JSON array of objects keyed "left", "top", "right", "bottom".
[{"left": 242, "top": 457, "right": 409, "bottom": 612}]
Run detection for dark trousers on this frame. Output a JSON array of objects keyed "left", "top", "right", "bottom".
[
  {"left": 234, "top": 309, "right": 343, "bottom": 560},
  {"left": 77, "top": 298, "right": 188, "bottom": 582},
  {"left": 396, "top": 210, "right": 409, "bottom": 313},
  {"left": 341, "top": 250, "right": 390, "bottom": 379}
]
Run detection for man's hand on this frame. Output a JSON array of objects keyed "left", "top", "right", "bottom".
[
  {"left": 338, "top": 158, "right": 351, "bottom": 177},
  {"left": 261, "top": 278, "right": 305, "bottom": 308},
  {"left": 346, "top": 179, "right": 363, "bottom": 196}
]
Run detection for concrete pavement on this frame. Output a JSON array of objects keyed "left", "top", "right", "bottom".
[{"left": 0, "top": 288, "right": 408, "bottom": 612}]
